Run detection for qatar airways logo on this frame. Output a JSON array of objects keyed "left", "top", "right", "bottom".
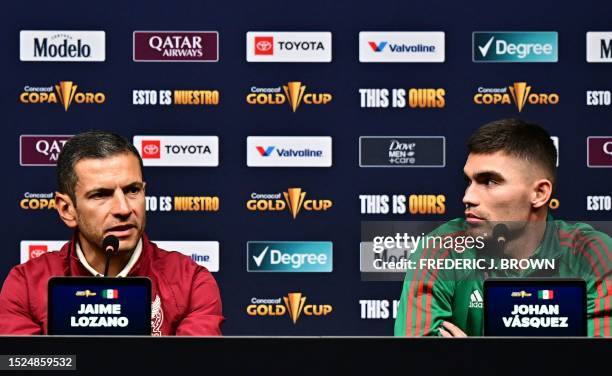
[
  {"left": 587, "top": 136, "right": 612, "bottom": 167},
  {"left": 133, "top": 31, "right": 219, "bottom": 62},
  {"left": 247, "top": 32, "right": 332, "bottom": 62},
  {"left": 20, "top": 135, "right": 72, "bottom": 166}
]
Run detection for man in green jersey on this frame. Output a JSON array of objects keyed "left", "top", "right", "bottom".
[{"left": 394, "top": 118, "right": 612, "bottom": 337}]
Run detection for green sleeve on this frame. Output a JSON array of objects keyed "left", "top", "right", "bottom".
[
  {"left": 583, "top": 231, "right": 612, "bottom": 337},
  {"left": 394, "top": 250, "right": 455, "bottom": 336},
  {"left": 393, "top": 219, "right": 465, "bottom": 336}
]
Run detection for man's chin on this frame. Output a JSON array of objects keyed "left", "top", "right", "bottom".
[
  {"left": 465, "top": 220, "right": 492, "bottom": 237},
  {"left": 114, "top": 233, "right": 141, "bottom": 253}
]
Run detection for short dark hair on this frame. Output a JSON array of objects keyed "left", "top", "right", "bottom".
[
  {"left": 57, "top": 130, "right": 144, "bottom": 203},
  {"left": 467, "top": 118, "right": 557, "bottom": 184}
]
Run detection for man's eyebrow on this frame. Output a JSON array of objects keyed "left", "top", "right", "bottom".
[
  {"left": 84, "top": 182, "right": 143, "bottom": 196},
  {"left": 463, "top": 169, "right": 505, "bottom": 179},
  {"left": 85, "top": 187, "right": 114, "bottom": 197},
  {"left": 472, "top": 170, "right": 505, "bottom": 181},
  {"left": 123, "top": 182, "right": 144, "bottom": 189}
]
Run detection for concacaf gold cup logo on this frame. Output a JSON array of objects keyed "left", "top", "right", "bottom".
[
  {"left": 246, "top": 81, "right": 332, "bottom": 112},
  {"left": 247, "top": 292, "right": 333, "bottom": 324},
  {"left": 473, "top": 82, "right": 559, "bottom": 112},
  {"left": 247, "top": 187, "right": 333, "bottom": 218},
  {"left": 20, "top": 81, "right": 106, "bottom": 111}
]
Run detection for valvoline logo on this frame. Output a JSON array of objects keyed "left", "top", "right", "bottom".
[
  {"left": 368, "top": 41, "right": 387, "bottom": 52},
  {"left": 256, "top": 146, "right": 275, "bottom": 156}
]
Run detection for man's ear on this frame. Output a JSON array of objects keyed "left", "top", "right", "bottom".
[
  {"left": 531, "top": 179, "right": 553, "bottom": 209},
  {"left": 55, "top": 192, "right": 78, "bottom": 228}
]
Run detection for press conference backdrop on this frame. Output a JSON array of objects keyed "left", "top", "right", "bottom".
[{"left": 3, "top": 0, "right": 612, "bottom": 335}]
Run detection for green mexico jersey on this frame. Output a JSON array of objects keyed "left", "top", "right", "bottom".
[{"left": 394, "top": 217, "right": 612, "bottom": 337}]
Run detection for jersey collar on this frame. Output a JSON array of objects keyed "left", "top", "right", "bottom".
[{"left": 75, "top": 238, "right": 143, "bottom": 277}]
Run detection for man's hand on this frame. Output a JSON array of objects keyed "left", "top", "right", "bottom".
[{"left": 439, "top": 321, "right": 467, "bottom": 337}]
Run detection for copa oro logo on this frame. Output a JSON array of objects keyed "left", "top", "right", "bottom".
[
  {"left": 247, "top": 81, "right": 332, "bottom": 112},
  {"left": 247, "top": 187, "right": 332, "bottom": 218},
  {"left": 473, "top": 82, "right": 559, "bottom": 112},
  {"left": 246, "top": 293, "right": 333, "bottom": 324},
  {"left": 20, "top": 192, "right": 55, "bottom": 210},
  {"left": 20, "top": 81, "right": 106, "bottom": 111}
]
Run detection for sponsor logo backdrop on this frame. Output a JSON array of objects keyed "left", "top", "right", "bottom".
[{"left": 3, "top": 0, "right": 611, "bottom": 335}]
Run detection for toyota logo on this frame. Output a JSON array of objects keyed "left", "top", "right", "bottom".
[
  {"left": 256, "top": 40, "right": 273, "bottom": 51},
  {"left": 29, "top": 248, "right": 47, "bottom": 259},
  {"left": 143, "top": 144, "right": 159, "bottom": 155}
]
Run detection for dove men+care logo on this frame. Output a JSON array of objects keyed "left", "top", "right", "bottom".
[
  {"left": 247, "top": 241, "right": 333, "bottom": 272},
  {"left": 473, "top": 32, "right": 558, "bottom": 62}
]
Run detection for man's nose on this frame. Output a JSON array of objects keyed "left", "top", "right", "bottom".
[
  {"left": 462, "top": 184, "right": 480, "bottom": 208},
  {"left": 111, "top": 190, "right": 131, "bottom": 217}
]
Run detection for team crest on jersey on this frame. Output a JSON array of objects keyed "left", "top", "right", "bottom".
[
  {"left": 151, "top": 294, "right": 164, "bottom": 336},
  {"left": 469, "top": 289, "right": 483, "bottom": 309}
]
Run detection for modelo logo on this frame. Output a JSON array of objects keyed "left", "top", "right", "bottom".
[
  {"left": 20, "top": 31, "right": 105, "bottom": 61},
  {"left": 586, "top": 32, "right": 612, "bottom": 62},
  {"left": 133, "top": 31, "right": 219, "bottom": 62},
  {"left": 20, "top": 135, "right": 72, "bottom": 166}
]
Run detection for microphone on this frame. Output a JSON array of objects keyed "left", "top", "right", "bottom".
[
  {"left": 482, "top": 224, "right": 509, "bottom": 280},
  {"left": 492, "top": 223, "right": 509, "bottom": 250},
  {"left": 102, "top": 235, "right": 119, "bottom": 277}
]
